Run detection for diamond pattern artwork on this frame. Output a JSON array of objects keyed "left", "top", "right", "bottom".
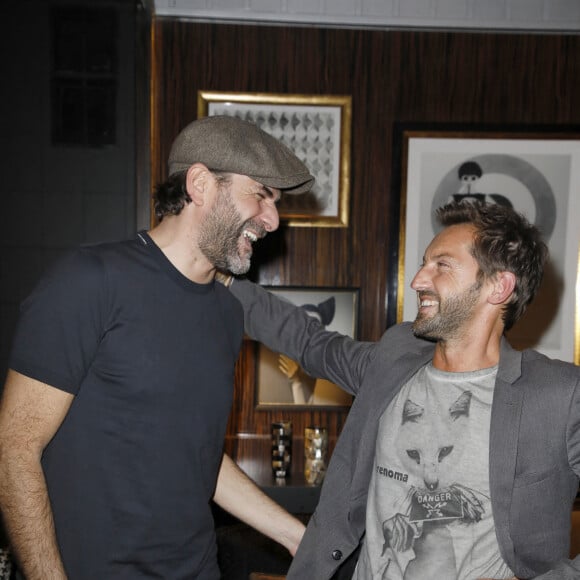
[{"left": 208, "top": 102, "right": 342, "bottom": 219}]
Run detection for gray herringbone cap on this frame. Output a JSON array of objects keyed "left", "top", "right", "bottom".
[{"left": 168, "top": 116, "right": 315, "bottom": 194}]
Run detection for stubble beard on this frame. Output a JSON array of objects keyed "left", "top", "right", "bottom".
[
  {"left": 198, "top": 187, "right": 263, "bottom": 275},
  {"left": 412, "top": 280, "right": 482, "bottom": 341}
]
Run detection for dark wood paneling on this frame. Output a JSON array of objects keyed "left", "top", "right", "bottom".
[{"left": 151, "top": 19, "right": 580, "bottom": 470}]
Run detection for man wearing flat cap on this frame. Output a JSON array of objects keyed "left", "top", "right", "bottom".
[{"left": 0, "top": 116, "right": 314, "bottom": 579}]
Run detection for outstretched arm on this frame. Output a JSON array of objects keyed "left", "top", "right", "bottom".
[
  {"left": 213, "top": 454, "right": 305, "bottom": 555},
  {"left": 0, "top": 370, "right": 74, "bottom": 579},
  {"left": 228, "top": 278, "right": 373, "bottom": 396}
]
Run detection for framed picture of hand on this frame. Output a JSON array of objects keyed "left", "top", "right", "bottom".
[{"left": 255, "top": 287, "right": 359, "bottom": 409}]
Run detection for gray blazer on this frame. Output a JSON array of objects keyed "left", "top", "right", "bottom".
[{"left": 231, "top": 279, "right": 580, "bottom": 580}]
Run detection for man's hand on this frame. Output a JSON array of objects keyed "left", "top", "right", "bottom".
[{"left": 214, "top": 271, "right": 233, "bottom": 287}]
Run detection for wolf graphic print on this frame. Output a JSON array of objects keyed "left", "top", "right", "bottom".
[
  {"left": 354, "top": 364, "right": 514, "bottom": 580},
  {"left": 386, "top": 390, "right": 484, "bottom": 578}
]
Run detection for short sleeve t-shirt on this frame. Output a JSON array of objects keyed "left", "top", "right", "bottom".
[
  {"left": 353, "top": 363, "right": 514, "bottom": 580},
  {"left": 9, "top": 232, "right": 243, "bottom": 579}
]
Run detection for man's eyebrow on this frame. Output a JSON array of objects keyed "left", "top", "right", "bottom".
[
  {"left": 262, "top": 186, "right": 282, "bottom": 203},
  {"left": 422, "top": 251, "right": 457, "bottom": 263}
]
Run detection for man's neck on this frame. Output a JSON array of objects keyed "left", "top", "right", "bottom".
[
  {"left": 431, "top": 329, "right": 502, "bottom": 372},
  {"left": 148, "top": 219, "right": 215, "bottom": 284}
]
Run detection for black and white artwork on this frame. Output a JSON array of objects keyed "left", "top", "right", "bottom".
[
  {"left": 399, "top": 132, "right": 580, "bottom": 363},
  {"left": 198, "top": 91, "right": 351, "bottom": 227}
]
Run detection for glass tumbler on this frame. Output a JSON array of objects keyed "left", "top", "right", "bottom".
[
  {"left": 304, "top": 426, "right": 328, "bottom": 485},
  {"left": 271, "top": 421, "right": 292, "bottom": 478}
]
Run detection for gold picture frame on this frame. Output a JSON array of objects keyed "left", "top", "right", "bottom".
[{"left": 198, "top": 91, "right": 351, "bottom": 227}]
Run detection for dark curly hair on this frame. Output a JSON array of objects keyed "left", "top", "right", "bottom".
[
  {"left": 153, "top": 169, "right": 231, "bottom": 221},
  {"left": 436, "top": 200, "right": 548, "bottom": 331}
]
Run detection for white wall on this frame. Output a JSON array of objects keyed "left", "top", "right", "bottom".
[{"left": 153, "top": 0, "right": 580, "bottom": 32}]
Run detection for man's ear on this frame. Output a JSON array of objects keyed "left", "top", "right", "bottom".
[
  {"left": 185, "top": 163, "right": 211, "bottom": 206},
  {"left": 488, "top": 271, "right": 516, "bottom": 305}
]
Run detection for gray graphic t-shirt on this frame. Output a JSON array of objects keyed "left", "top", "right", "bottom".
[{"left": 353, "top": 363, "right": 514, "bottom": 580}]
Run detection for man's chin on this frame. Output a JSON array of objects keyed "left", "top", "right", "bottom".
[
  {"left": 225, "top": 255, "right": 251, "bottom": 276},
  {"left": 411, "top": 320, "right": 438, "bottom": 341},
  {"left": 412, "top": 324, "right": 424, "bottom": 337}
]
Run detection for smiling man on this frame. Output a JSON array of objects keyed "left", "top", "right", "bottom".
[
  {"left": 224, "top": 200, "right": 580, "bottom": 580},
  {"left": 0, "top": 116, "right": 313, "bottom": 580},
  {"left": 411, "top": 225, "right": 485, "bottom": 343}
]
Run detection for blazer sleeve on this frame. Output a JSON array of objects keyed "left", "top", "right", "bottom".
[
  {"left": 230, "top": 279, "right": 374, "bottom": 396},
  {"left": 534, "top": 370, "right": 580, "bottom": 578}
]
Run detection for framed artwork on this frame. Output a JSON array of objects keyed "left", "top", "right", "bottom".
[
  {"left": 197, "top": 91, "right": 352, "bottom": 227},
  {"left": 255, "top": 287, "right": 359, "bottom": 408},
  {"left": 394, "top": 125, "right": 580, "bottom": 364}
]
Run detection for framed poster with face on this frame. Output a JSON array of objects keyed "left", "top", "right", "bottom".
[{"left": 395, "top": 125, "right": 580, "bottom": 364}]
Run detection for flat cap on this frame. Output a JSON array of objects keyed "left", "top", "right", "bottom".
[{"left": 168, "top": 116, "right": 315, "bottom": 194}]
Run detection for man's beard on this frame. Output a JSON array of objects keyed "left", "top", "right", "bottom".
[
  {"left": 198, "top": 187, "right": 264, "bottom": 275},
  {"left": 412, "top": 279, "right": 482, "bottom": 341}
]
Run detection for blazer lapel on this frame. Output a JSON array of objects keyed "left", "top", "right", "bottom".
[
  {"left": 489, "top": 339, "right": 524, "bottom": 566},
  {"left": 349, "top": 343, "right": 434, "bottom": 509}
]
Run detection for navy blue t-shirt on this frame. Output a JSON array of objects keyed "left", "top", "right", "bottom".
[{"left": 10, "top": 232, "right": 243, "bottom": 579}]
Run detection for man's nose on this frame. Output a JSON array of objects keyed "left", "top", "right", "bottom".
[
  {"left": 261, "top": 202, "right": 280, "bottom": 233},
  {"left": 410, "top": 266, "right": 429, "bottom": 291}
]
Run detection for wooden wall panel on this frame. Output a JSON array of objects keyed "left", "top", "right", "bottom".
[{"left": 151, "top": 19, "right": 580, "bottom": 474}]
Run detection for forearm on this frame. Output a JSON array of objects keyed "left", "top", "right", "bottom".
[
  {"left": 0, "top": 454, "right": 67, "bottom": 579},
  {"left": 0, "top": 371, "right": 74, "bottom": 578},
  {"left": 213, "top": 454, "right": 305, "bottom": 555},
  {"left": 229, "top": 279, "right": 313, "bottom": 357}
]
